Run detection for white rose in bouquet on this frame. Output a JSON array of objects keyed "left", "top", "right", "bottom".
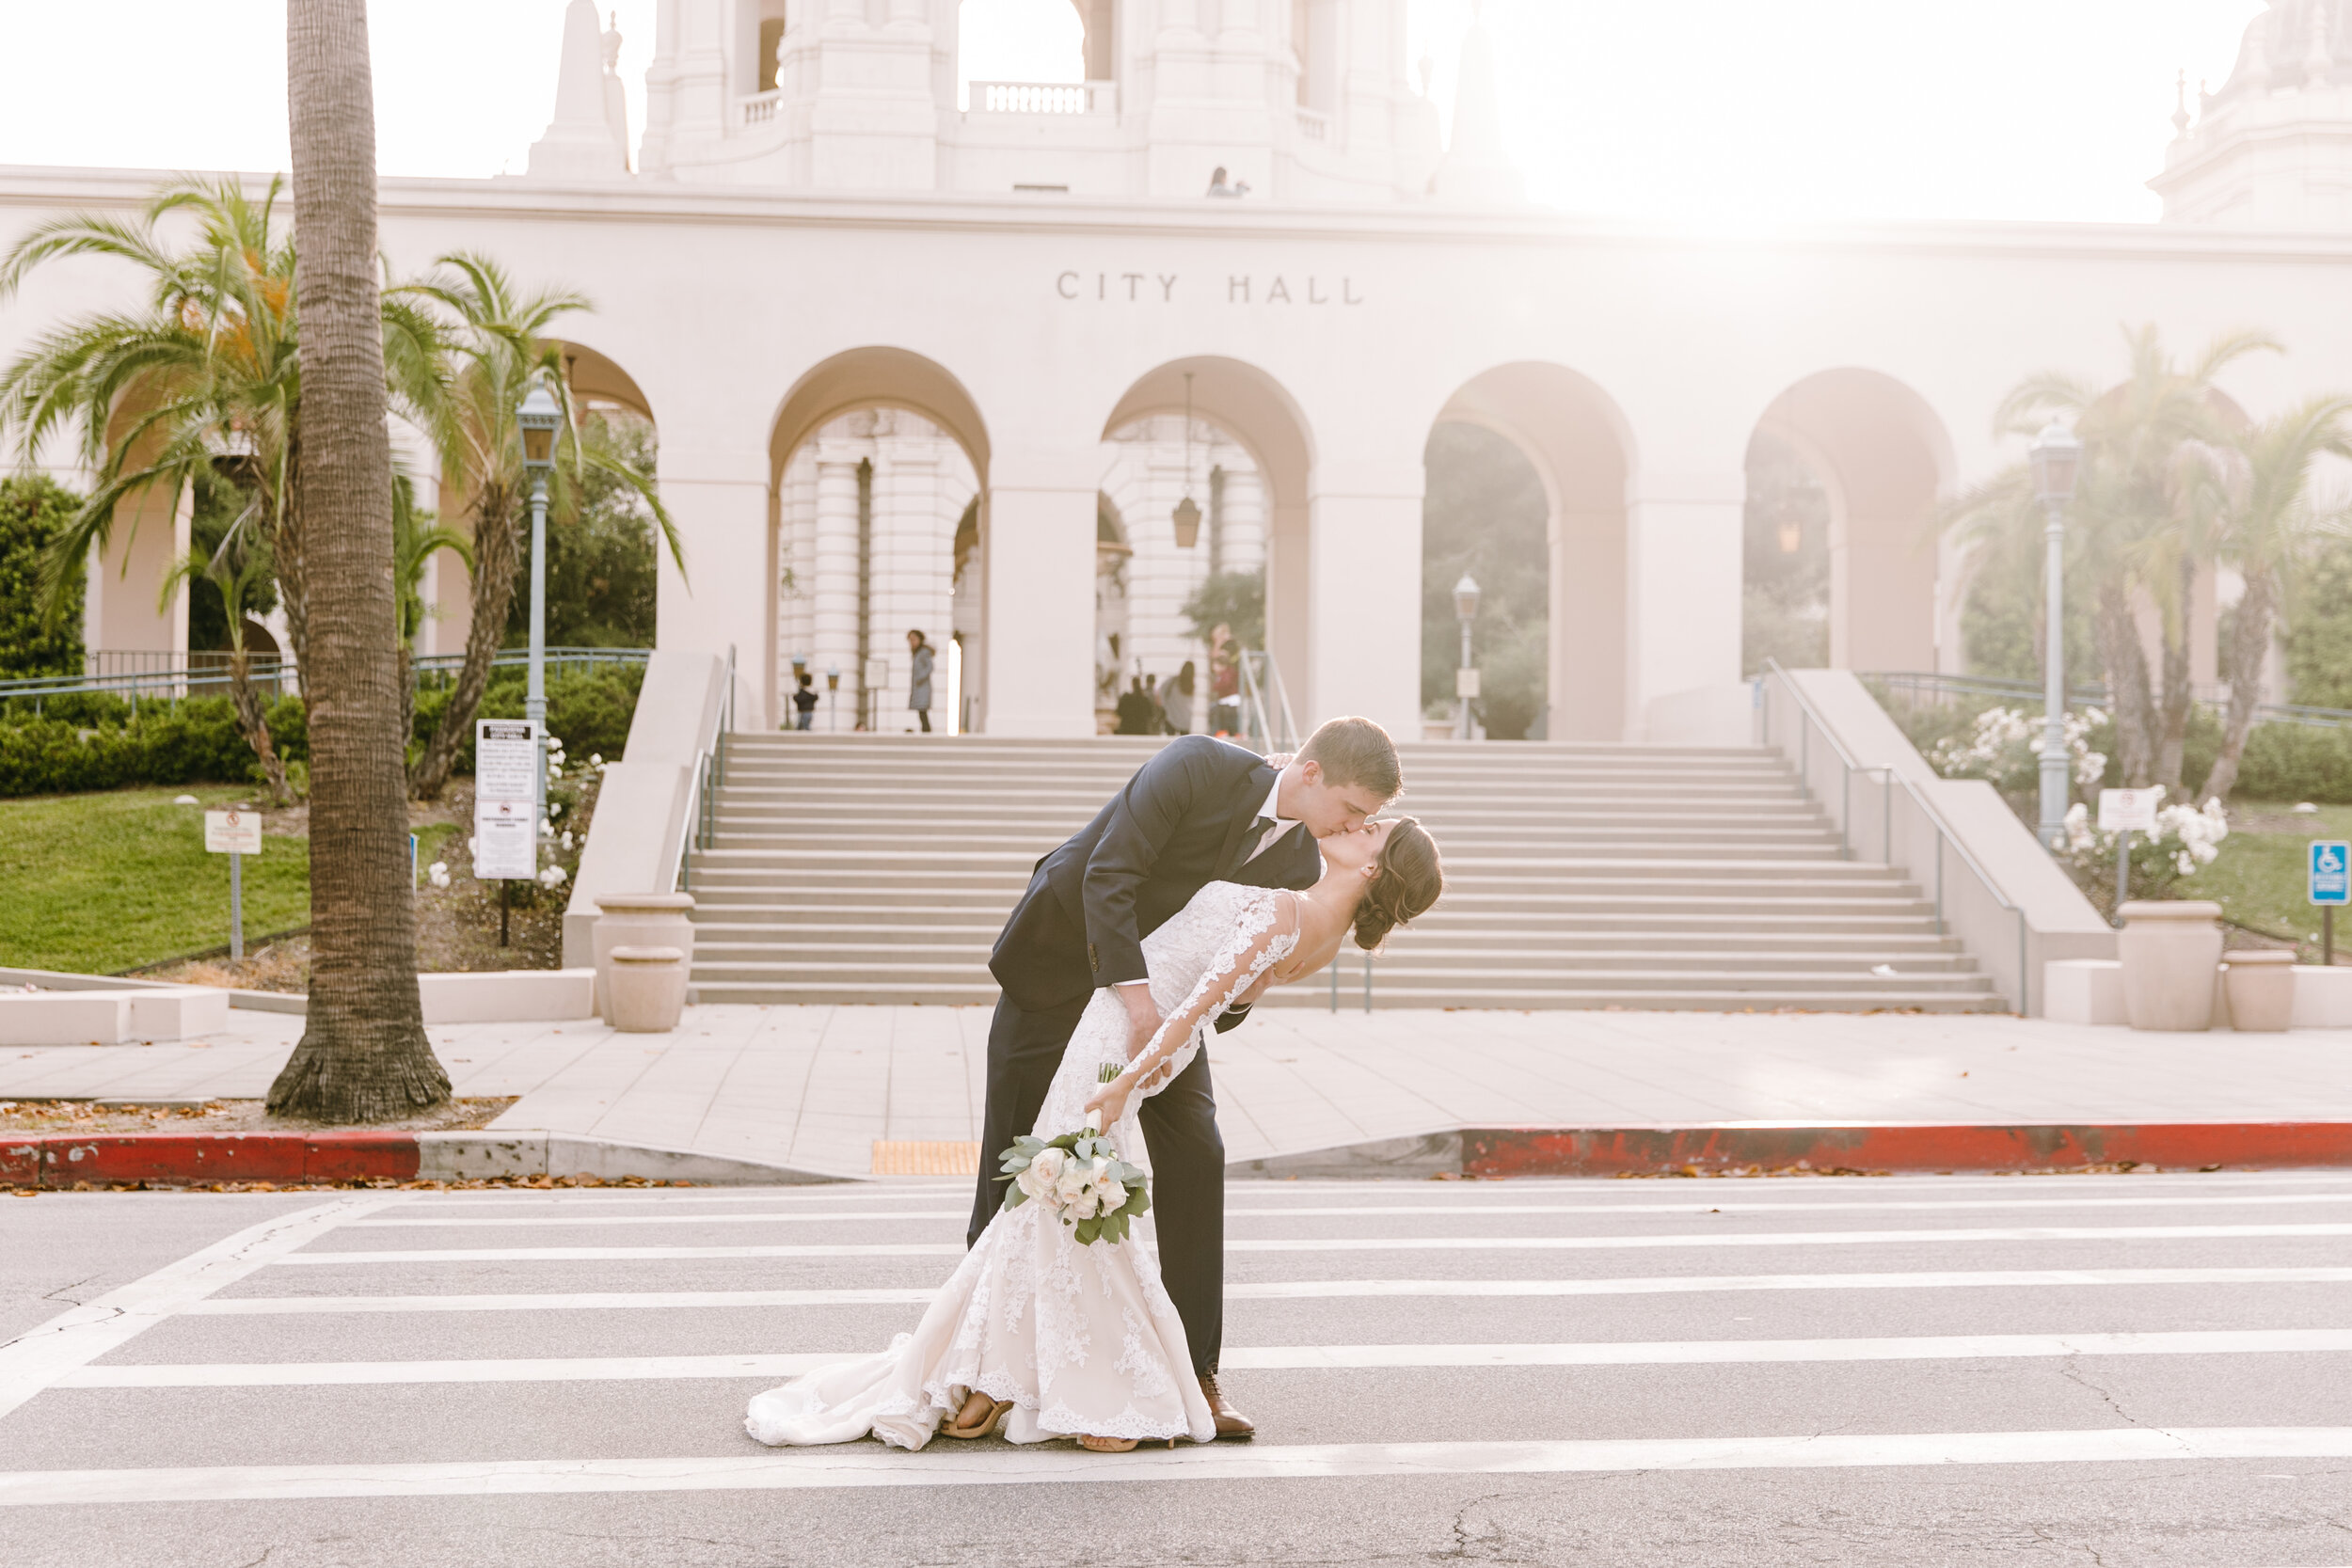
[
  {"left": 1090, "top": 1172, "right": 1128, "bottom": 1214},
  {"left": 1016, "top": 1147, "right": 1068, "bottom": 1205},
  {"left": 1054, "top": 1161, "right": 1096, "bottom": 1215}
]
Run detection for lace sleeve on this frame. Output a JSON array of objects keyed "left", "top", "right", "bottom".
[{"left": 1118, "top": 889, "right": 1300, "bottom": 1102}]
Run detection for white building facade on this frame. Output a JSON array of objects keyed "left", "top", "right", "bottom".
[{"left": 6, "top": 0, "right": 2351, "bottom": 740}]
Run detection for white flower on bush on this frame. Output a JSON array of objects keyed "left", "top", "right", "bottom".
[
  {"left": 537, "top": 863, "right": 568, "bottom": 889},
  {"left": 467, "top": 834, "right": 478, "bottom": 857},
  {"left": 426, "top": 861, "right": 452, "bottom": 890},
  {"left": 560, "top": 830, "right": 575, "bottom": 850},
  {"left": 1016, "top": 1147, "right": 1069, "bottom": 1205},
  {"left": 548, "top": 800, "right": 564, "bottom": 818},
  {"left": 588, "top": 753, "right": 604, "bottom": 770},
  {"left": 2158, "top": 798, "right": 2229, "bottom": 875},
  {"left": 1932, "top": 705, "right": 2108, "bottom": 792}
]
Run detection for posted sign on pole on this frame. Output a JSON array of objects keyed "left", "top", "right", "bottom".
[
  {"left": 2310, "top": 841, "right": 2350, "bottom": 906},
  {"left": 473, "top": 720, "right": 540, "bottom": 880},
  {"left": 2097, "top": 788, "right": 2163, "bottom": 834},
  {"left": 203, "top": 808, "right": 262, "bottom": 962}
]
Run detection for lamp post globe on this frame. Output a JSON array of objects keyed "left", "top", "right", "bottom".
[
  {"left": 516, "top": 379, "right": 564, "bottom": 816},
  {"left": 2026, "top": 420, "right": 2081, "bottom": 850}
]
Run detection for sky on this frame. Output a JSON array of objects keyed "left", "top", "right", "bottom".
[{"left": 0, "top": 0, "right": 2268, "bottom": 226}]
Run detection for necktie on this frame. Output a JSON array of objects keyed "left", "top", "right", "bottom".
[{"left": 1240, "top": 816, "right": 1278, "bottom": 865}]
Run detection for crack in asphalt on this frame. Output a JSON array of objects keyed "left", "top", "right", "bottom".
[{"left": 2056, "top": 1359, "right": 2153, "bottom": 1432}]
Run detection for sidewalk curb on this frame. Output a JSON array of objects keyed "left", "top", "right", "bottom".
[
  {"left": 2, "top": 1130, "right": 845, "bottom": 1189},
  {"left": 1232, "top": 1122, "right": 2352, "bottom": 1179}
]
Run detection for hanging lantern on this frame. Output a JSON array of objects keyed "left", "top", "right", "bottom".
[
  {"left": 1776, "top": 505, "right": 1803, "bottom": 555},
  {"left": 1172, "top": 494, "right": 1202, "bottom": 549}
]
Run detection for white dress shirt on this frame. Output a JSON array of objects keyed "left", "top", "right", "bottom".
[{"left": 1241, "top": 776, "right": 1300, "bottom": 865}]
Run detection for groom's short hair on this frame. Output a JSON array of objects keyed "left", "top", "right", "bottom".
[{"left": 1298, "top": 717, "right": 1401, "bottom": 800}]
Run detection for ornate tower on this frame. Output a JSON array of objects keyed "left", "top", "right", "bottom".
[{"left": 2153, "top": 0, "right": 2352, "bottom": 228}]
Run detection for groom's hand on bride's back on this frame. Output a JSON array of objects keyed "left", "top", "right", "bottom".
[{"left": 1116, "top": 980, "right": 1163, "bottom": 1061}]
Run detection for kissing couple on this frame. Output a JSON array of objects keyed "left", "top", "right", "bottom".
[{"left": 746, "top": 717, "right": 1442, "bottom": 1451}]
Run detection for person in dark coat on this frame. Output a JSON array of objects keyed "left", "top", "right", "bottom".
[
  {"left": 906, "top": 629, "right": 935, "bottom": 733},
  {"left": 973, "top": 716, "right": 1402, "bottom": 1437}
]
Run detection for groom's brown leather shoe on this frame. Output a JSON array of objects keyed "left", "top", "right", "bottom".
[{"left": 1200, "top": 1374, "right": 1255, "bottom": 1439}]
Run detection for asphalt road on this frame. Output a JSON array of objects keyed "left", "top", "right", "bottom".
[{"left": 3, "top": 1172, "right": 2350, "bottom": 1567}]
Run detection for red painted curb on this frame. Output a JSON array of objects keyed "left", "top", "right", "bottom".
[
  {"left": 5, "top": 1132, "right": 420, "bottom": 1189},
  {"left": 1462, "top": 1123, "right": 2352, "bottom": 1177}
]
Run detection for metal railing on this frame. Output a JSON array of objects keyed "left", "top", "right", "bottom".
[
  {"left": 1867, "top": 669, "right": 2352, "bottom": 733},
  {"left": 1, "top": 645, "right": 648, "bottom": 708},
  {"left": 1235, "top": 648, "right": 1300, "bottom": 755},
  {"left": 1327, "top": 950, "right": 1373, "bottom": 1013},
  {"left": 1763, "top": 661, "right": 2033, "bottom": 1015},
  {"left": 675, "top": 645, "right": 738, "bottom": 895}
]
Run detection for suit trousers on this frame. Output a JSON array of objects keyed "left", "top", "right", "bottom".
[{"left": 967, "top": 990, "right": 1226, "bottom": 1378}]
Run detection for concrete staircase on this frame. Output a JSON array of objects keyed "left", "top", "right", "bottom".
[{"left": 685, "top": 735, "right": 2007, "bottom": 1012}]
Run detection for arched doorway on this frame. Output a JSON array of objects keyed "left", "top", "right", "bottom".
[
  {"left": 1099, "top": 358, "right": 1311, "bottom": 733},
  {"left": 768, "top": 349, "right": 992, "bottom": 734},
  {"left": 1749, "top": 370, "right": 1954, "bottom": 673},
  {"left": 1428, "top": 364, "right": 1634, "bottom": 742}
]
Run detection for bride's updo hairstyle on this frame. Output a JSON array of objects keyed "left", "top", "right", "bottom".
[{"left": 1354, "top": 817, "right": 1442, "bottom": 951}]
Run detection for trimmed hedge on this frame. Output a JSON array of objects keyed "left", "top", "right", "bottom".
[
  {"left": 2233, "top": 722, "right": 2352, "bottom": 804},
  {"left": 0, "top": 662, "right": 643, "bottom": 799}
]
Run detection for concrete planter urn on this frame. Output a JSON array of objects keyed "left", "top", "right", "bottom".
[
  {"left": 593, "top": 893, "right": 695, "bottom": 1021},
  {"left": 2116, "top": 901, "right": 2224, "bottom": 1031},
  {"left": 2221, "top": 949, "right": 2296, "bottom": 1033},
  {"left": 608, "top": 945, "right": 688, "bottom": 1034}
]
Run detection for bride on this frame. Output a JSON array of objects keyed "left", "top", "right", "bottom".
[{"left": 744, "top": 816, "right": 1443, "bottom": 1453}]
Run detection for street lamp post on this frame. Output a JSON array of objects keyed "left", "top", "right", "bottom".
[
  {"left": 2028, "top": 419, "right": 2082, "bottom": 850},
  {"left": 1453, "top": 573, "right": 1482, "bottom": 742},
  {"left": 825, "top": 665, "right": 841, "bottom": 732},
  {"left": 516, "top": 381, "right": 563, "bottom": 815}
]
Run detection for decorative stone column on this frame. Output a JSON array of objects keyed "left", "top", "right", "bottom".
[{"left": 810, "top": 439, "right": 864, "bottom": 728}]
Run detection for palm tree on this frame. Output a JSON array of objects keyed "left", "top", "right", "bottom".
[
  {"left": 265, "top": 0, "right": 449, "bottom": 1123},
  {"left": 0, "top": 176, "right": 443, "bottom": 679},
  {"left": 2202, "top": 395, "right": 2352, "bottom": 800},
  {"left": 0, "top": 178, "right": 307, "bottom": 644},
  {"left": 157, "top": 501, "right": 294, "bottom": 805},
  {"left": 397, "top": 255, "right": 678, "bottom": 799},
  {"left": 1951, "top": 325, "right": 2278, "bottom": 790}
]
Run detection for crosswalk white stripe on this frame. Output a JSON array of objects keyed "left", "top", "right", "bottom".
[
  {"left": 0, "top": 1194, "right": 407, "bottom": 1424},
  {"left": 5, "top": 1428, "right": 2348, "bottom": 1504},
  {"left": 177, "top": 1266, "right": 2352, "bottom": 1316},
  {"left": 268, "top": 1221, "right": 2352, "bottom": 1265},
  {"left": 52, "top": 1328, "right": 2352, "bottom": 1389},
  {"left": 341, "top": 1191, "right": 2352, "bottom": 1228}
]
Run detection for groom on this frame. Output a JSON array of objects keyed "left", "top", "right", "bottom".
[{"left": 974, "top": 717, "right": 1402, "bottom": 1437}]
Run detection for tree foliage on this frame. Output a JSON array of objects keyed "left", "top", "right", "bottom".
[
  {"left": 0, "top": 476, "right": 85, "bottom": 678},
  {"left": 1422, "top": 421, "right": 1549, "bottom": 740}
]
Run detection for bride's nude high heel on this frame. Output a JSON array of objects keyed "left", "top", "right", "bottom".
[
  {"left": 942, "top": 1395, "right": 1012, "bottom": 1440},
  {"left": 1078, "top": 1434, "right": 1177, "bottom": 1451}
]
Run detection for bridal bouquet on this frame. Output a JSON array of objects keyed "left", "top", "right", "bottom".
[{"left": 996, "top": 1117, "right": 1152, "bottom": 1245}]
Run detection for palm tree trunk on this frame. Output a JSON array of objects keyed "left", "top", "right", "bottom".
[
  {"left": 2153, "top": 557, "right": 2197, "bottom": 793},
  {"left": 2202, "top": 569, "right": 2276, "bottom": 803},
  {"left": 407, "top": 486, "right": 517, "bottom": 799},
  {"left": 228, "top": 647, "right": 294, "bottom": 807},
  {"left": 267, "top": 0, "right": 448, "bottom": 1123},
  {"left": 2093, "top": 580, "right": 2156, "bottom": 784}
]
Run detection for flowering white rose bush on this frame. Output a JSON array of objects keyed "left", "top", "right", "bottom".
[
  {"left": 2056, "top": 789, "right": 2230, "bottom": 916},
  {"left": 1931, "top": 705, "right": 2109, "bottom": 799},
  {"left": 997, "top": 1127, "right": 1151, "bottom": 1244}
]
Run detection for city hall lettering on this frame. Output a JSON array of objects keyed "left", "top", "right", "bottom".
[{"left": 1056, "top": 273, "right": 1366, "bottom": 306}]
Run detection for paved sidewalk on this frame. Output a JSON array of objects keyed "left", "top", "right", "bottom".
[{"left": 7, "top": 1006, "right": 2349, "bottom": 1179}]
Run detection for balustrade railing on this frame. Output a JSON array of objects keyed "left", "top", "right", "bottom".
[
  {"left": 969, "top": 80, "right": 1115, "bottom": 116},
  {"left": 1867, "top": 669, "right": 2352, "bottom": 733},
  {"left": 676, "top": 645, "right": 738, "bottom": 895},
  {"left": 1235, "top": 648, "right": 1300, "bottom": 755},
  {"left": 1296, "top": 108, "right": 1331, "bottom": 142},
  {"left": 741, "top": 90, "right": 780, "bottom": 126}
]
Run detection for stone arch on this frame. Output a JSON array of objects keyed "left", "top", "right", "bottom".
[
  {"left": 1750, "top": 370, "right": 1955, "bottom": 673},
  {"left": 551, "top": 339, "right": 657, "bottom": 426},
  {"left": 1430, "top": 362, "right": 1636, "bottom": 742},
  {"left": 1099, "top": 356, "right": 1316, "bottom": 725},
  {"left": 767, "top": 348, "right": 992, "bottom": 732}
]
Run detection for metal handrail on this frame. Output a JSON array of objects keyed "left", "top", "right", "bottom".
[
  {"left": 1764, "top": 661, "right": 2033, "bottom": 1015},
  {"left": 674, "top": 644, "right": 737, "bottom": 895},
  {"left": 1235, "top": 648, "right": 1301, "bottom": 755}
]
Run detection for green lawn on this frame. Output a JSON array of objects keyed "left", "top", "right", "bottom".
[
  {"left": 0, "top": 786, "right": 310, "bottom": 974},
  {"left": 2192, "top": 800, "right": 2352, "bottom": 953}
]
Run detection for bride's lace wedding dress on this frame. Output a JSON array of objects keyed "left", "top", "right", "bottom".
[{"left": 744, "top": 880, "right": 1300, "bottom": 1451}]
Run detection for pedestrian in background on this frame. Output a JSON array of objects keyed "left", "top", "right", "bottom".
[
  {"left": 791, "top": 671, "right": 818, "bottom": 731},
  {"left": 907, "top": 629, "right": 936, "bottom": 733}
]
